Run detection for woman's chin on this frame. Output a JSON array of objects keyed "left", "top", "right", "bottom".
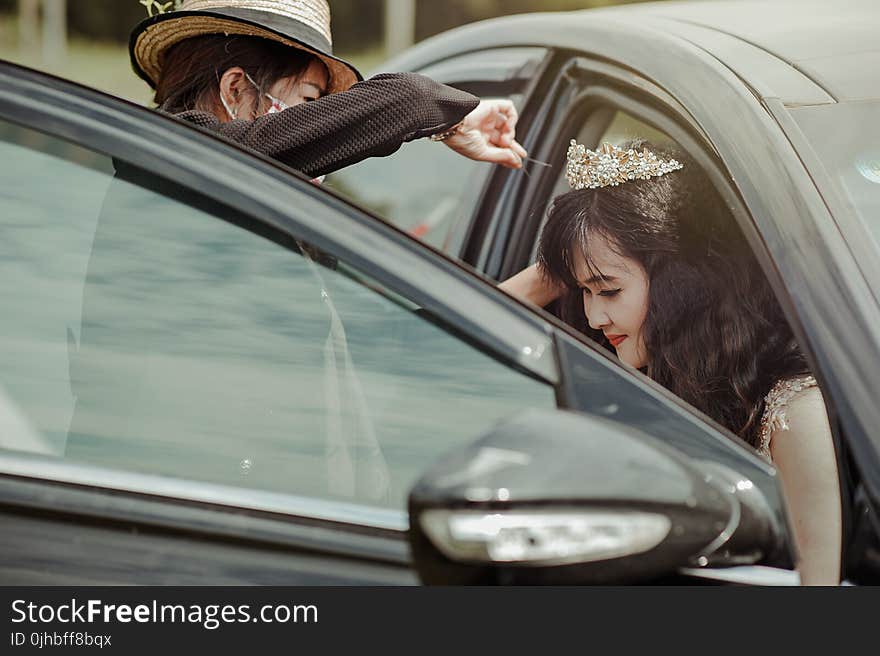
[{"left": 616, "top": 349, "right": 647, "bottom": 370}]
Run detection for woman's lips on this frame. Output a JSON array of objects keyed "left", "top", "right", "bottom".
[{"left": 606, "top": 334, "right": 627, "bottom": 348}]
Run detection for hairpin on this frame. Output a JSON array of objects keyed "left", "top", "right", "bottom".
[{"left": 565, "top": 140, "right": 683, "bottom": 190}]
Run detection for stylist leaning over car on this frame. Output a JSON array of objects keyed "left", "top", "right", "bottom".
[{"left": 130, "top": 0, "right": 528, "bottom": 179}]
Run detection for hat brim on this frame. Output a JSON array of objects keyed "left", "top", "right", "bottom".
[{"left": 130, "top": 9, "right": 362, "bottom": 95}]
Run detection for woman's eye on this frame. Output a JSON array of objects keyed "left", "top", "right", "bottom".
[{"left": 581, "top": 286, "right": 621, "bottom": 298}]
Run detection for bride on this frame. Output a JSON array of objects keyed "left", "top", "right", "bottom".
[{"left": 501, "top": 139, "right": 842, "bottom": 585}]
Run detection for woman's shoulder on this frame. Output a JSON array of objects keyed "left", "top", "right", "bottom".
[
  {"left": 757, "top": 374, "right": 822, "bottom": 460},
  {"left": 158, "top": 107, "right": 221, "bottom": 129}
]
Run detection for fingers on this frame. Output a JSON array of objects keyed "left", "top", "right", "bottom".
[
  {"left": 480, "top": 145, "right": 523, "bottom": 169},
  {"left": 467, "top": 98, "right": 520, "bottom": 146},
  {"left": 492, "top": 100, "right": 519, "bottom": 147},
  {"left": 491, "top": 99, "right": 519, "bottom": 126},
  {"left": 511, "top": 139, "right": 528, "bottom": 159},
  {"left": 447, "top": 98, "right": 528, "bottom": 169}
]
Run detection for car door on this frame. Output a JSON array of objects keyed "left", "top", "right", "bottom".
[{"left": 0, "top": 62, "right": 562, "bottom": 584}]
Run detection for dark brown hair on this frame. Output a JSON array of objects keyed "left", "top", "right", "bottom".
[
  {"left": 154, "top": 35, "right": 318, "bottom": 115},
  {"left": 537, "top": 140, "right": 809, "bottom": 447}
]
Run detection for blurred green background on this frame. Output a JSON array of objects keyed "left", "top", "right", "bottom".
[{"left": 0, "top": 0, "right": 656, "bottom": 104}]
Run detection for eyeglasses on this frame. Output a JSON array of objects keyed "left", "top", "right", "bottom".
[{"left": 245, "top": 73, "right": 290, "bottom": 115}]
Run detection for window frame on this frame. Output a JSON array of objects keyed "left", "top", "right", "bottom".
[
  {"left": 491, "top": 51, "right": 849, "bottom": 455},
  {"left": 485, "top": 52, "right": 861, "bottom": 571}
]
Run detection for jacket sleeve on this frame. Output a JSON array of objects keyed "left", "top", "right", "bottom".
[{"left": 167, "top": 72, "right": 480, "bottom": 178}]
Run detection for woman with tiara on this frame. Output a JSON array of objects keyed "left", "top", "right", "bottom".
[{"left": 501, "top": 140, "right": 843, "bottom": 585}]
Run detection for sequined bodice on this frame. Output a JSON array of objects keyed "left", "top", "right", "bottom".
[{"left": 757, "top": 375, "right": 818, "bottom": 461}]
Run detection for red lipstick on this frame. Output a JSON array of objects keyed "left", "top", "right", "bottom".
[{"left": 606, "top": 334, "right": 627, "bottom": 348}]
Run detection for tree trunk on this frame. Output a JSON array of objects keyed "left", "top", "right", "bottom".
[
  {"left": 384, "top": 0, "right": 416, "bottom": 58},
  {"left": 41, "top": 0, "right": 67, "bottom": 67},
  {"left": 18, "top": 0, "right": 40, "bottom": 56}
]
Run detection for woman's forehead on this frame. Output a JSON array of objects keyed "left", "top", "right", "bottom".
[
  {"left": 302, "top": 58, "right": 330, "bottom": 85},
  {"left": 572, "top": 233, "right": 638, "bottom": 281},
  {"left": 272, "top": 58, "right": 329, "bottom": 95}
]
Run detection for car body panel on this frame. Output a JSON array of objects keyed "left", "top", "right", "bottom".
[
  {"left": 386, "top": 0, "right": 878, "bottom": 106},
  {"left": 645, "top": 17, "right": 835, "bottom": 107},
  {"left": 628, "top": 0, "right": 880, "bottom": 102},
  {"left": 0, "top": 513, "right": 417, "bottom": 585}
]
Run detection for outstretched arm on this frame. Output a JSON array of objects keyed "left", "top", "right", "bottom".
[
  {"left": 770, "top": 387, "right": 842, "bottom": 585},
  {"left": 499, "top": 263, "right": 566, "bottom": 308},
  {"left": 169, "top": 73, "right": 524, "bottom": 178}
]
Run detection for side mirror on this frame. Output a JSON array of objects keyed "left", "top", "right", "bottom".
[{"left": 408, "top": 409, "right": 786, "bottom": 584}]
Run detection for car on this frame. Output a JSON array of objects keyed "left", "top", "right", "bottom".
[
  {"left": 326, "top": 0, "right": 880, "bottom": 584},
  {"left": 0, "top": 0, "right": 877, "bottom": 586}
]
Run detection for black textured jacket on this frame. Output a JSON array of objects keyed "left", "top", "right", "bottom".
[{"left": 165, "top": 72, "right": 480, "bottom": 178}]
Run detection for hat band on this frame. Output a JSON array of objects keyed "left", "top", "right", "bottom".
[
  {"left": 181, "top": 0, "right": 332, "bottom": 44},
  {"left": 212, "top": 7, "right": 332, "bottom": 53}
]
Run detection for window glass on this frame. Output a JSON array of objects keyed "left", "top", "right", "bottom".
[
  {"left": 598, "top": 111, "right": 675, "bottom": 150},
  {"left": 323, "top": 136, "right": 484, "bottom": 252},
  {"left": 0, "top": 121, "right": 556, "bottom": 511}
]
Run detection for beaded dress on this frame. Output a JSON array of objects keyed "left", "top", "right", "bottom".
[{"left": 757, "top": 374, "right": 819, "bottom": 461}]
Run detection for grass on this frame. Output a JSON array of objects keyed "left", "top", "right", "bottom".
[
  {"left": 0, "top": 15, "right": 389, "bottom": 106},
  {"left": 0, "top": 15, "right": 154, "bottom": 104}
]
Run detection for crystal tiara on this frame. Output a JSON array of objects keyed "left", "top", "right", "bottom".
[{"left": 565, "top": 140, "right": 684, "bottom": 190}]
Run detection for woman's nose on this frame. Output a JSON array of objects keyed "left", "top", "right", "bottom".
[
  {"left": 585, "top": 301, "right": 610, "bottom": 330},
  {"left": 587, "top": 313, "right": 611, "bottom": 331}
]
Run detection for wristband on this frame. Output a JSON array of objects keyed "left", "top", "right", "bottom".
[{"left": 429, "top": 122, "right": 462, "bottom": 142}]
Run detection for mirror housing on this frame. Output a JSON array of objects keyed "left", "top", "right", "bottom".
[{"left": 408, "top": 409, "right": 786, "bottom": 584}]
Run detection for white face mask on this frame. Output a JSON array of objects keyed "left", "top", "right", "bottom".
[{"left": 245, "top": 73, "right": 291, "bottom": 115}]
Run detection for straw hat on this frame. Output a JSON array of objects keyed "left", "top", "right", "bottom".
[{"left": 130, "top": 0, "right": 362, "bottom": 94}]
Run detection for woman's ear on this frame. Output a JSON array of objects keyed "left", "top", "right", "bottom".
[{"left": 218, "top": 67, "right": 249, "bottom": 120}]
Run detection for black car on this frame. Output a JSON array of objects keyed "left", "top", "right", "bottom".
[{"left": 0, "top": 0, "right": 877, "bottom": 585}]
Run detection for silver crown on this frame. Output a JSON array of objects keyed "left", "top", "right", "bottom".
[{"left": 565, "top": 140, "right": 683, "bottom": 190}]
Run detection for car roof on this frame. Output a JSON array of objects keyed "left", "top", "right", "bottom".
[
  {"left": 606, "top": 0, "right": 879, "bottom": 103},
  {"left": 395, "top": 0, "right": 877, "bottom": 106}
]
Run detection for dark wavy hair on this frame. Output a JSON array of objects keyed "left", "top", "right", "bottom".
[{"left": 537, "top": 140, "right": 809, "bottom": 447}]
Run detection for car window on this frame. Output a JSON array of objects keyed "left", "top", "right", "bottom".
[
  {"left": 323, "top": 134, "right": 487, "bottom": 252},
  {"left": 0, "top": 119, "right": 556, "bottom": 512},
  {"left": 323, "top": 48, "right": 544, "bottom": 256}
]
